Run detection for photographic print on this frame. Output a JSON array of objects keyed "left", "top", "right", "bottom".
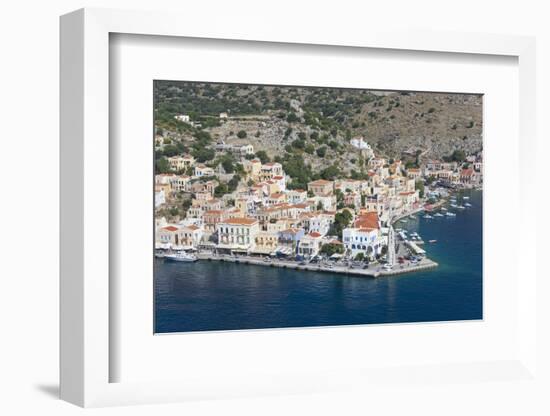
[{"left": 154, "top": 81, "right": 483, "bottom": 333}]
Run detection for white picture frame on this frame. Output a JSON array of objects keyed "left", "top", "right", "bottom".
[{"left": 60, "top": 7, "right": 538, "bottom": 408}]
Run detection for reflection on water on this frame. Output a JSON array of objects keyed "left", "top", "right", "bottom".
[{"left": 155, "top": 190, "right": 482, "bottom": 333}]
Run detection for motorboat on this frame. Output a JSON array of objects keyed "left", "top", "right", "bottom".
[
  {"left": 165, "top": 251, "right": 198, "bottom": 262},
  {"left": 445, "top": 212, "right": 456, "bottom": 217},
  {"left": 423, "top": 214, "right": 433, "bottom": 219},
  {"left": 434, "top": 212, "right": 444, "bottom": 217},
  {"left": 428, "top": 240, "right": 437, "bottom": 243},
  {"left": 450, "top": 203, "right": 458, "bottom": 208},
  {"left": 463, "top": 196, "right": 470, "bottom": 200},
  {"left": 456, "top": 205, "right": 466, "bottom": 209},
  {"left": 441, "top": 207, "right": 447, "bottom": 211},
  {"left": 464, "top": 202, "right": 472, "bottom": 207}
]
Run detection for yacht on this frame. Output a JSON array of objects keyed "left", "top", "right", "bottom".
[{"left": 165, "top": 251, "right": 198, "bottom": 262}]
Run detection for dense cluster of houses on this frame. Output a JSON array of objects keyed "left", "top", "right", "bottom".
[{"left": 155, "top": 137, "right": 482, "bottom": 260}]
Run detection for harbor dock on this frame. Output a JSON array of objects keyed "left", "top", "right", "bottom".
[{"left": 194, "top": 252, "right": 438, "bottom": 278}]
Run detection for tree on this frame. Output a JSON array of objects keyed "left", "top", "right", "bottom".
[
  {"left": 292, "top": 139, "right": 306, "bottom": 150},
  {"left": 320, "top": 165, "right": 340, "bottom": 180},
  {"left": 227, "top": 174, "right": 241, "bottom": 192},
  {"left": 214, "top": 183, "right": 229, "bottom": 197},
  {"left": 316, "top": 146, "right": 327, "bottom": 158},
  {"left": 237, "top": 130, "right": 247, "bottom": 138},
  {"left": 354, "top": 252, "right": 365, "bottom": 261},
  {"left": 192, "top": 147, "right": 215, "bottom": 162},
  {"left": 286, "top": 112, "right": 299, "bottom": 123},
  {"left": 255, "top": 150, "right": 270, "bottom": 164},
  {"left": 320, "top": 243, "right": 344, "bottom": 257},
  {"left": 329, "top": 209, "right": 353, "bottom": 239},
  {"left": 305, "top": 144, "right": 315, "bottom": 154},
  {"left": 317, "top": 201, "right": 324, "bottom": 211},
  {"left": 415, "top": 180, "right": 425, "bottom": 198},
  {"left": 221, "top": 157, "right": 235, "bottom": 174},
  {"left": 155, "top": 156, "right": 171, "bottom": 174}
]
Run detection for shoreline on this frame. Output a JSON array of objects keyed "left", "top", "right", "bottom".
[{"left": 189, "top": 252, "right": 438, "bottom": 278}]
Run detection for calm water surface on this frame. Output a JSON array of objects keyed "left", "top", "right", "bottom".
[{"left": 155, "top": 190, "right": 482, "bottom": 333}]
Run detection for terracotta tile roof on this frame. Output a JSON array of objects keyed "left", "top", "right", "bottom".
[
  {"left": 308, "top": 232, "right": 322, "bottom": 238},
  {"left": 281, "top": 228, "right": 301, "bottom": 234},
  {"left": 204, "top": 210, "right": 225, "bottom": 215},
  {"left": 308, "top": 179, "right": 332, "bottom": 186},
  {"left": 354, "top": 211, "right": 379, "bottom": 230},
  {"left": 162, "top": 226, "right": 179, "bottom": 232},
  {"left": 223, "top": 217, "right": 258, "bottom": 225}
]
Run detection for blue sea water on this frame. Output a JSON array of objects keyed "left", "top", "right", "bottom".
[{"left": 154, "top": 190, "right": 482, "bottom": 333}]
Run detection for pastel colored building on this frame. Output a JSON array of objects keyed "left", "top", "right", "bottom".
[{"left": 216, "top": 217, "right": 260, "bottom": 252}]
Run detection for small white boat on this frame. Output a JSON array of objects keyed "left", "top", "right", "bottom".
[
  {"left": 434, "top": 213, "right": 444, "bottom": 217},
  {"left": 423, "top": 214, "right": 433, "bottom": 219},
  {"left": 463, "top": 196, "right": 470, "bottom": 200},
  {"left": 165, "top": 252, "right": 198, "bottom": 262},
  {"left": 429, "top": 239, "right": 437, "bottom": 243},
  {"left": 400, "top": 219, "right": 408, "bottom": 223},
  {"left": 464, "top": 203, "right": 472, "bottom": 207},
  {"left": 446, "top": 212, "right": 456, "bottom": 217},
  {"left": 441, "top": 207, "right": 447, "bottom": 211},
  {"left": 456, "top": 205, "right": 466, "bottom": 209},
  {"left": 450, "top": 203, "right": 458, "bottom": 208}
]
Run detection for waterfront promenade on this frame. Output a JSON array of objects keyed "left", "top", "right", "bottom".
[{"left": 195, "top": 252, "right": 438, "bottom": 278}]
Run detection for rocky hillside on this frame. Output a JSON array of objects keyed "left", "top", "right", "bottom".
[{"left": 154, "top": 81, "right": 483, "bottom": 174}]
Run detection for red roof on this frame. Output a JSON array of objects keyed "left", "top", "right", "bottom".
[
  {"left": 223, "top": 217, "right": 258, "bottom": 225},
  {"left": 162, "top": 226, "right": 179, "bottom": 232},
  {"left": 309, "top": 231, "right": 322, "bottom": 238},
  {"left": 461, "top": 168, "right": 474, "bottom": 176},
  {"left": 354, "top": 211, "right": 379, "bottom": 230},
  {"left": 308, "top": 179, "right": 332, "bottom": 186}
]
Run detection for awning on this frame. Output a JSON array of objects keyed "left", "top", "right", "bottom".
[{"left": 275, "top": 246, "right": 293, "bottom": 256}]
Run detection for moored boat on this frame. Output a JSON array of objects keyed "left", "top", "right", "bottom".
[
  {"left": 165, "top": 251, "right": 198, "bottom": 262},
  {"left": 446, "top": 212, "right": 456, "bottom": 217}
]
